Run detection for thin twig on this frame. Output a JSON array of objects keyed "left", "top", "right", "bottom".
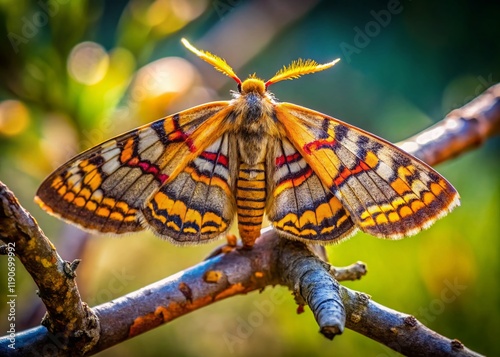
[{"left": 330, "top": 261, "right": 367, "bottom": 281}]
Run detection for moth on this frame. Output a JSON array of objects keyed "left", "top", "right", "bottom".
[{"left": 36, "top": 39, "right": 460, "bottom": 248}]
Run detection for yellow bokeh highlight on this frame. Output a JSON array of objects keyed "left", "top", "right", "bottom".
[
  {"left": 139, "top": 0, "right": 208, "bottom": 34},
  {"left": 40, "top": 113, "right": 79, "bottom": 169},
  {"left": 171, "top": 0, "right": 208, "bottom": 21},
  {"left": 129, "top": 57, "right": 197, "bottom": 121},
  {"left": 67, "top": 42, "right": 110, "bottom": 85},
  {"left": 0, "top": 100, "right": 30, "bottom": 136}
]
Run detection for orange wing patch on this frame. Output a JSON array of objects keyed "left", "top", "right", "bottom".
[{"left": 35, "top": 151, "right": 142, "bottom": 234}]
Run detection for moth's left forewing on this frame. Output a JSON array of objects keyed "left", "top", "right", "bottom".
[
  {"left": 35, "top": 102, "right": 234, "bottom": 237},
  {"left": 273, "top": 102, "right": 460, "bottom": 239}
]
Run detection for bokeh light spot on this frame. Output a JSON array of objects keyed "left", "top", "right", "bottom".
[
  {"left": 68, "top": 42, "right": 110, "bottom": 85},
  {"left": 171, "top": 0, "right": 208, "bottom": 21},
  {"left": 128, "top": 56, "right": 198, "bottom": 122},
  {"left": 0, "top": 100, "right": 30, "bottom": 136},
  {"left": 146, "top": 0, "right": 170, "bottom": 26},
  {"left": 40, "top": 113, "right": 79, "bottom": 168},
  {"left": 132, "top": 57, "right": 196, "bottom": 100}
]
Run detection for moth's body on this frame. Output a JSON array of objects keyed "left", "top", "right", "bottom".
[
  {"left": 231, "top": 79, "right": 278, "bottom": 163},
  {"left": 36, "top": 39, "right": 459, "bottom": 249},
  {"left": 230, "top": 79, "right": 278, "bottom": 245}
]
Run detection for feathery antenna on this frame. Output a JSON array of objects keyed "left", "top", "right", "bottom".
[
  {"left": 181, "top": 38, "right": 242, "bottom": 84},
  {"left": 182, "top": 38, "right": 339, "bottom": 89},
  {"left": 265, "top": 58, "right": 340, "bottom": 87}
]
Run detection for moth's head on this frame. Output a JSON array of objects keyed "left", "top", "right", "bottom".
[
  {"left": 181, "top": 38, "right": 340, "bottom": 96},
  {"left": 240, "top": 77, "right": 266, "bottom": 96}
]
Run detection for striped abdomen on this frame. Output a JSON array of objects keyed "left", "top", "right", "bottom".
[{"left": 236, "top": 163, "right": 266, "bottom": 247}]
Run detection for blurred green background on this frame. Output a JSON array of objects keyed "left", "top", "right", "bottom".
[{"left": 1, "top": 0, "right": 499, "bottom": 356}]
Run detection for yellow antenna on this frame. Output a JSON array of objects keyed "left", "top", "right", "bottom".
[
  {"left": 265, "top": 58, "right": 340, "bottom": 87},
  {"left": 181, "top": 38, "right": 242, "bottom": 84}
]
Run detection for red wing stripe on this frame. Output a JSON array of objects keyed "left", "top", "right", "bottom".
[
  {"left": 333, "top": 160, "right": 371, "bottom": 187},
  {"left": 167, "top": 113, "right": 196, "bottom": 152},
  {"left": 303, "top": 138, "right": 336, "bottom": 155},
  {"left": 275, "top": 152, "right": 301, "bottom": 167},
  {"left": 127, "top": 157, "right": 168, "bottom": 184},
  {"left": 200, "top": 151, "right": 229, "bottom": 167}
]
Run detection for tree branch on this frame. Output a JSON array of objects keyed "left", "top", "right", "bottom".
[
  {"left": 1, "top": 230, "right": 483, "bottom": 356},
  {"left": 275, "top": 236, "right": 346, "bottom": 339},
  {"left": 397, "top": 83, "right": 500, "bottom": 165},
  {"left": 2, "top": 83, "right": 499, "bottom": 356},
  {"left": 0, "top": 183, "right": 100, "bottom": 355},
  {"left": 341, "top": 286, "right": 482, "bottom": 357}
]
